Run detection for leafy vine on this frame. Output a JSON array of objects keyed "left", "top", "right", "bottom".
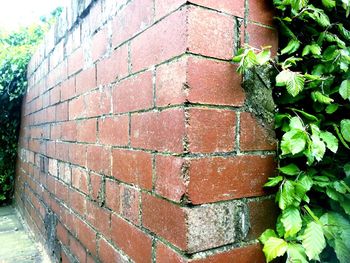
[{"left": 234, "top": 0, "right": 350, "bottom": 262}]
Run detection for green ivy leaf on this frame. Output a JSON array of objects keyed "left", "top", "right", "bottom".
[
  {"left": 279, "top": 180, "right": 296, "bottom": 210},
  {"left": 279, "top": 163, "right": 301, "bottom": 176},
  {"left": 276, "top": 70, "right": 305, "bottom": 97},
  {"left": 322, "top": 0, "right": 336, "bottom": 8},
  {"left": 281, "top": 207, "right": 302, "bottom": 237},
  {"left": 325, "top": 104, "right": 339, "bottom": 114},
  {"left": 263, "top": 237, "right": 288, "bottom": 263},
  {"left": 339, "top": 80, "right": 350, "bottom": 100},
  {"left": 302, "top": 221, "right": 326, "bottom": 261},
  {"left": 311, "top": 91, "right": 333, "bottom": 104},
  {"left": 302, "top": 44, "right": 321, "bottom": 56},
  {"left": 334, "top": 239, "right": 350, "bottom": 263},
  {"left": 340, "top": 119, "right": 350, "bottom": 142},
  {"left": 287, "top": 244, "right": 308, "bottom": 263},
  {"left": 259, "top": 229, "right": 278, "bottom": 245},
  {"left": 256, "top": 48, "right": 271, "bottom": 65},
  {"left": 265, "top": 176, "right": 284, "bottom": 187},
  {"left": 281, "top": 39, "right": 301, "bottom": 55},
  {"left": 320, "top": 131, "right": 339, "bottom": 153},
  {"left": 281, "top": 129, "right": 307, "bottom": 155}
]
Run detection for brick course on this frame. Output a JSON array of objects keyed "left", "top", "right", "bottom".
[{"left": 15, "top": 0, "right": 277, "bottom": 262}]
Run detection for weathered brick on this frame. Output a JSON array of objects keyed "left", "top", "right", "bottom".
[
  {"left": 156, "top": 242, "right": 186, "bottom": 263},
  {"left": 61, "top": 121, "right": 77, "bottom": 142},
  {"left": 76, "top": 66, "right": 96, "bottom": 95},
  {"left": 131, "top": 109, "right": 185, "bottom": 153},
  {"left": 71, "top": 166, "right": 89, "bottom": 195},
  {"left": 50, "top": 86, "right": 61, "bottom": 105},
  {"left": 191, "top": 244, "right": 265, "bottom": 263},
  {"left": 86, "top": 201, "right": 111, "bottom": 238},
  {"left": 113, "top": 71, "right": 153, "bottom": 113},
  {"left": 89, "top": 172, "right": 103, "bottom": 201},
  {"left": 56, "top": 102, "right": 69, "bottom": 122},
  {"left": 70, "top": 236, "right": 87, "bottom": 262},
  {"left": 77, "top": 118, "right": 97, "bottom": 143},
  {"left": 187, "top": 155, "right": 276, "bottom": 204},
  {"left": 120, "top": 185, "right": 140, "bottom": 225},
  {"left": 105, "top": 179, "right": 121, "bottom": 213},
  {"left": 187, "top": 57, "right": 245, "bottom": 106},
  {"left": 188, "top": 7, "right": 235, "bottom": 60},
  {"left": 87, "top": 145, "right": 111, "bottom": 175},
  {"left": 60, "top": 77, "right": 76, "bottom": 101},
  {"left": 91, "top": 26, "right": 109, "bottom": 62},
  {"left": 155, "top": 156, "right": 186, "bottom": 202},
  {"left": 111, "top": 215, "right": 152, "bottom": 263},
  {"left": 240, "top": 112, "right": 276, "bottom": 151},
  {"left": 247, "top": 23, "right": 278, "bottom": 56},
  {"left": 56, "top": 222, "right": 69, "bottom": 247},
  {"left": 69, "top": 143, "right": 87, "bottom": 167},
  {"left": 69, "top": 96, "right": 85, "bottom": 120},
  {"left": 249, "top": 0, "right": 274, "bottom": 25},
  {"left": 112, "top": 0, "right": 154, "bottom": 48},
  {"left": 98, "top": 238, "right": 128, "bottom": 263},
  {"left": 96, "top": 44, "right": 128, "bottom": 86},
  {"left": 75, "top": 217, "right": 97, "bottom": 256},
  {"left": 142, "top": 193, "right": 187, "bottom": 250},
  {"left": 68, "top": 47, "right": 84, "bottom": 76},
  {"left": 187, "top": 108, "right": 236, "bottom": 153},
  {"left": 112, "top": 149, "right": 152, "bottom": 190},
  {"left": 98, "top": 115, "right": 129, "bottom": 146},
  {"left": 84, "top": 89, "right": 111, "bottom": 117},
  {"left": 130, "top": 8, "right": 187, "bottom": 72},
  {"left": 69, "top": 189, "right": 86, "bottom": 216}
]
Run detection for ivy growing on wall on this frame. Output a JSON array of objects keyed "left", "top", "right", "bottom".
[
  {"left": 0, "top": 8, "right": 62, "bottom": 204},
  {"left": 234, "top": 0, "right": 350, "bottom": 262}
]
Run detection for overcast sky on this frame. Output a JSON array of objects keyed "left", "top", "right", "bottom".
[{"left": 0, "top": 0, "right": 69, "bottom": 31}]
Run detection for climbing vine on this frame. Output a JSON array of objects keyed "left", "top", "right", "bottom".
[
  {"left": 0, "top": 8, "right": 62, "bottom": 204},
  {"left": 233, "top": 0, "right": 350, "bottom": 262}
]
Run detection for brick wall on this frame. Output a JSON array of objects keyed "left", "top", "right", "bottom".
[{"left": 15, "top": 0, "right": 278, "bottom": 262}]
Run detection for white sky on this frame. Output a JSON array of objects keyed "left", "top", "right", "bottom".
[{"left": 0, "top": 0, "right": 69, "bottom": 31}]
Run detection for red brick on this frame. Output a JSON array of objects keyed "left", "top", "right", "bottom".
[
  {"left": 55, "top": 180, "right": 69, "bottom": 203},
  {"left": 98, "top": 115, "right": 129, "bottom": 146},
  {"left": 156, "top": 58, "right": 187, "bottom": 107},
  {"left": 56, "top": 102, "right": 68, "bottom": 122},
  {"left": 154, "top": 0, "right": 184, "bottom": 19},
  {"left": 240, "top": 112, "right": 276, "bottom": 151},
  {"left": 156, "top": 242, "right": 187, "bottom": 263},
  {"left": 87, "top": 145, "right": 111, "bottom": 175},
  {"left": 187, "top": 57, "right": 245, "bottom": 106},
  {"left": 142, "top": 193, "right": 187, "bottom": 249},
  {"left": 113, "top": 71, "right": 153, "bottom": 113},
  {"left": 188, "top": 7, "right": 234, "bottom": 60},
  {"left": 98, "top": 238, "right": 125, "bottom": 263},
  {"left": 75, "top": 217, "right": 97, "bottom": 256},
  {"left": 91, "top": 26, "right": 109, "bottom": 62},
  {"left": 61, "top": 77, "right": 76, "bottom": 101},
  {"left": 61, "top": 249, "right": 70, "bottom": 263},
  {"left": 249, "top": 0, "right": 274, "bottom": 25},
  {"left": 96, "top": 44, "right": 128, "bottom": 86},
  {"left": 69, "top": 96, "right": 85, "bottom": 120},
  {"left": 131, "top": 109, "right": 185, "bottom": 153},
  {"left": 105, "top": 179, "right": 121, "bottom": 213},
  {"left": 76, "top": 66, "right": 96, "bottom": 95},
  {"left": 69, "top": 143, "right": 87, "bottom": 167},
  {"left": 71, "top": 166, "right": 89, "bottom": 194},
  {"left": 191, "top": 0, "right": 245, "bottom": 17},
  {"left": 69, "top": 189, "right": 86, "bottom": 216},
  {"left": 247, "top": 23, "right": 278, "bottom": 56},
  {"left": 120, "top": 185, "right": 140, "bottom": 224},
  {"left": 50, "top": 86, "right": 61, "bottom": 105},
  {"left": 192, "top": 244, "right": 265, "bottom": 263},
  {"left": 111, "top": 215, "right": 152, "bottom": 263},
  {"left": 130, "top": 8, "right": 187, "bottom": 72},
  {"left": 155, "top": 156, "right": 186, "bottom": 202},
  {"left": 50, "top": 124, "right": 61, "bottom": 140},
  {"left": 84, "top": 89, "right": 111, "bottom": 117},
  {"left": 112, "top": 0, "right": 154, "bottom": 48},
  {"left": 89, "top": 172, "right": 103, "bottom": 201},
  {"left": 61, "top": 121, "right": 77, "bottom": 142},
  {"left": 86, "top": 201, "right": 111, "bottom": 238},
  {"left": 77, "top": 119, "right": 97, "bottom": 143},
  {"left": 187, "top": 155, "right": 276, "bottom": 204},
  {"left": 188, "top": 108, "right": 236, "bottom": 153},
  {"left": 55, "top": 142, "right": 69, "bottom": 162},
  {"left": 112, "top": 149, "right": 152, "bottom": 190},
  {"left": 68, "top": 47, "right": 84, "bottom": 76},
  {"left": 247, "top": 198, "right": 278, "bottom": 240},
  {"left": 70, "top": 236, "right": 87, "bottom": 263}
]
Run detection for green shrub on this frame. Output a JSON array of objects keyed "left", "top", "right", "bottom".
[
  {"left": 234, "top": 0, "right": 350, "bottom": 262},
  {"left": 0, "top": 8, "right": 61, "bottom": 204}
]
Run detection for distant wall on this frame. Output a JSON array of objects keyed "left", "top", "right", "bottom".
[{"left": 15, "top": 0, "right": 278, "bottom": 262}]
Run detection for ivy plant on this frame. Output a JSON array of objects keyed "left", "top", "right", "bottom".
[
  {"left": 0, "top": 8, "right": 62, "bottom": 204},
  {"left": 233, "top": 0, "right": 350, "bottom": 262}
]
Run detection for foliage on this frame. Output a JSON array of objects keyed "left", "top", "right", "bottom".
[
  {"left": 233, "top": 0, "right": 350, "bottom": 262},
  {"left": 0, "top": 8, "right": 62, "bottom": 204}
]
